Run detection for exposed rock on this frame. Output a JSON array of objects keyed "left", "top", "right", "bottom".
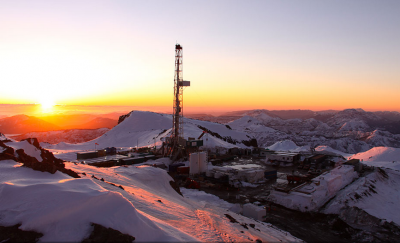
[
  {"left": 0, "top": 141, "right": 16, "bottom": 161},
  {"left": 338, "top": 207, "right": 400, "bottom": 242},
  {"left": 169, "top": 180, "right": 182, "bottom": 196},
  {"left": 225, "top": 214, "right": 238, "bottom": 224},
  {"left": 0, "top": 224, "right": 43, "bottom": 243},
  {"left": 82, "top": 223, "right": 135, "bottom": 243},
  {"left": 0, "top": 138, "right": 80, "bottom": 178},
  {"left": 118, "top": 112, "right": 132, "bottom": 125}
]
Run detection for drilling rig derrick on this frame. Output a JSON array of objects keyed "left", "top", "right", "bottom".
[{"left": 165, "top": 44, "right": 190, "bottom": 160}]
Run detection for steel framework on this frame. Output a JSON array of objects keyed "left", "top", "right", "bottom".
[
  {"left": 167, "top": 44, "right": 190, "bottom": 159},
  {"left": 172, "top": 44, "right": 183, "bottom": 142}
]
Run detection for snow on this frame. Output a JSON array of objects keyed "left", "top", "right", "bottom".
[
  {"left": 12, "top": 128, "right": 109, "bottom": 145},
  {"left": 267, "top": 140, "right": 299, "bottom": 151},
  {"left": 63, "top": 163, "right": 300, "bottom": 242},
  {"left": 228, "top": 116, "right": 276, "bottom": 133},
  {"left": 42, "top": 111, "right": 253, "bottom": 157},
  {"left": 0, "top": 133, "right": 9, "bottom": 141},
  {"left": 224, "top": 163, "right": 262, "bottom": 170},
  {"left": 350, "top": 147, "right": 400, "bottom": 171},
  {"left": 180, "top": 188, "right": 235, "bottom": 210},
  {"left": 338, "top": 119, "right": 370, "bottom": 132},
  {"left": 268, "top": 165, "right": 358, "bottom": 212},
  {"left": 324, "top": 168, "right": 400, "bottom": 225},
  {"left": 0, "top": 148, "right": 301, "bottom": 243},
  {"left": 0, "top": 160, "right": 191, "bottom": 242},
  {"left": 315, "top": 145, "right": 352, "bottom": 158},
  {"left": 5, "top": 140, "right": 43, "bottom": 162}
]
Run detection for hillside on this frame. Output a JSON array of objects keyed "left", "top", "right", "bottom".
[
  {"left": 39, "top": 113, "right": 118, "bottom": 129},
  {"left": 0, "top": 114, "right": 60, "bottom": 134},
  {"left": 43, "top": 111, "right": 255, "bottom": 154},
  {"left": 350, "top": 146, "right": 400, "bottom": 171},
  {"left": 225, "top": 109, "right": 400, "bottom": 154},
  {"left": 10, "top": 128, "right": 109, "bottom": 144},
  {"left": 0, "top": 138, "right": 300, "bottom": 242}
]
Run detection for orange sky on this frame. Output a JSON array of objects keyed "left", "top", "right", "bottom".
[{"left": 0, "top": 1, "right": 399, "bottom": 113}]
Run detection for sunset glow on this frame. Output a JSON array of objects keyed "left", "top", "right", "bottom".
[
  {"left": 39, "top": 98, "right": 55, "bottom": 113},
  {"left": 0, "top": 1, "right": 399, "bottom": 113}
]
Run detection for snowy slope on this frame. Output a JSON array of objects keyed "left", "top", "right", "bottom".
[
  {"left": 43, "top": 111, "right": 254, "bottom": 154},
  {"left": 0, "top": 138, "right": 301, "bottom": 242},
  {"left": 63, "top": 162, "right": 300, "bottom": 242},
  {"left": 18, "top": 108, "right": 400, "bottom": 155},
  {"left": 228, "top": 116, "right": 288, "bottom": 148},
  {"left": 315, "top": 145, "right": 353, "bottom": 158},
  {"left": 338, "top": 119, "right": 370, "bottom": 132},
  {"left": 10, "top": 128, "right": 109, "bottom": 144},
  {"left": 349, "top": 147, "right": 400, "bottom": 171},
  {"left": 0, "top": 161, "right": 196, "bottom": 242},
  {"left": 324, "top": 168, "right": 400, "bottom": 225},
  {"left": 267, "top": 140, "right": 303, "bottom": 151},
  {"left": 210, "top": 109, "right": 400, "bottom": 154},
  {"left": 228, "top": 116, "right": 276, "bottom": 133},
  {"left": 0, "top": 133, "right": 8, "bottom": 141},
  {"left": 322, "top": 147, "right": 400, "bottom": 226},
  {"left": 6, "top": 140, "right": 43, "bottom": 162}
]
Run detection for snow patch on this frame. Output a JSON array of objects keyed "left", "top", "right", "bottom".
[
  {"left": 5, "top": 140, "right": 42, "bottom": 162},
  {"left": 268, "top": 140, "right": 299, "bottom": 151}
]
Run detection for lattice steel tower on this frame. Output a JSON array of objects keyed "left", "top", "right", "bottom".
[{"left": 171, "top": 44, "right": 190, "bottom": 154}]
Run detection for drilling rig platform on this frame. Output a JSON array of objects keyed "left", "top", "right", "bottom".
[{"left": 162, "top": 44, "right": 194, "bottom": 160}]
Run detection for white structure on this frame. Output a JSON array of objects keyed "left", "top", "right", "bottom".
[
  {"left": 265, "top": 152, "right": 299, "bottom": 163},
  {"left": 268, "top": 165, "right": 358, "bottom": 212},
  {"left": 206, "top": 166, "right": 265, "bottom": 186},
  {"left": 199, "top": 152, "right": 208, "bottom": 173},
  {"left": 243, "top": 203, "right": 266, "bottom": 221},
  {"left": 189, "top": 153, "right": 199, "bottom": 175},
  {"left": 190, "top": 152, "right": 208, "bottom": 175},
  {"left": 237, "top": 169, "right": 265, "bottom": 183}
]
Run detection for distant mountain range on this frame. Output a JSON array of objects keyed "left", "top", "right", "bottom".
[
  {"left": 0, "top": 113, "right": 121, "bottom": 135},
  {"left": 177, "top": 109, "right": 400, "bottom": 154},
  {"left": 10, "top": 128, "right": 110, "bottom": 144},
  {"left": 225, "top": 109, "right": 400, "bottom": 153},
  {"left": 3, "top": 109, "right": 400, "bottom": 154},
  {"left": 0, "top": 114, "right": 61, "bottom": 134}
]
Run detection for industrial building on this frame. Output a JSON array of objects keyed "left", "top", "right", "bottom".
[
  {"left": 265, "top": 151, "right": 301, "bottom": 163},
  {"left": 268, "top": 165, "right": 358, "bottom": 212}
]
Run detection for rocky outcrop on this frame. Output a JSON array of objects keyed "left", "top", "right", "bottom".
[
  {"left": 118, "top": 112, "right": 133, "bottom": 124},
  {"left": 0, "top": 138, "right": 80, "bottom": 178},
  {"left": 0, "top": 224, "right": 43, "bottom": 243},
  {"left": 337, "top": 206, "right": 400, "bottom": 242},
  {"left": 82, "top": 223, "right": 135, "bottom": 243}
]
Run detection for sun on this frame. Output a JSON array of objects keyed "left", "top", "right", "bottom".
[{"left": 39, "top": 98, "right": 56, "bottom": 113}]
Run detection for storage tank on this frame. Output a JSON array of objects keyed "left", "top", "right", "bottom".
[
  {"left": 199, "top": 152, "right": 207, "bottom": 172},
  {"left": 189, "top": 153, "right": 199, "bottom": 175}
]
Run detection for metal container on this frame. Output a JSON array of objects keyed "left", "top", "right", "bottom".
[
  {"left": 77, "top": 151, "right": 98, "bottom": 160},
  {"left": 264, "top": 170, "right": 277, "bottom": 179},
  {"left": 169, "top": 163, "right": 185, "bottom": 172}
]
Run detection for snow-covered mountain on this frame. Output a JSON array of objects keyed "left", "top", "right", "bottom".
[
  {"left": 0, "top": 134, "right": 300, "bottom": 242},
  {"left": 225, "top": 109, "right": 400, "bottom": 154},
  {"left": 43, "top": 111, "right": 256, "bottom": 154},
  {"left": 36, "top": 109, "right": 400, "bottom": 155},
  {"left": 323, "top": 147, "right": 400, "bottom": 231},
  {"left": 10, "top": 128, "right": 110, "bottom": 144}
]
